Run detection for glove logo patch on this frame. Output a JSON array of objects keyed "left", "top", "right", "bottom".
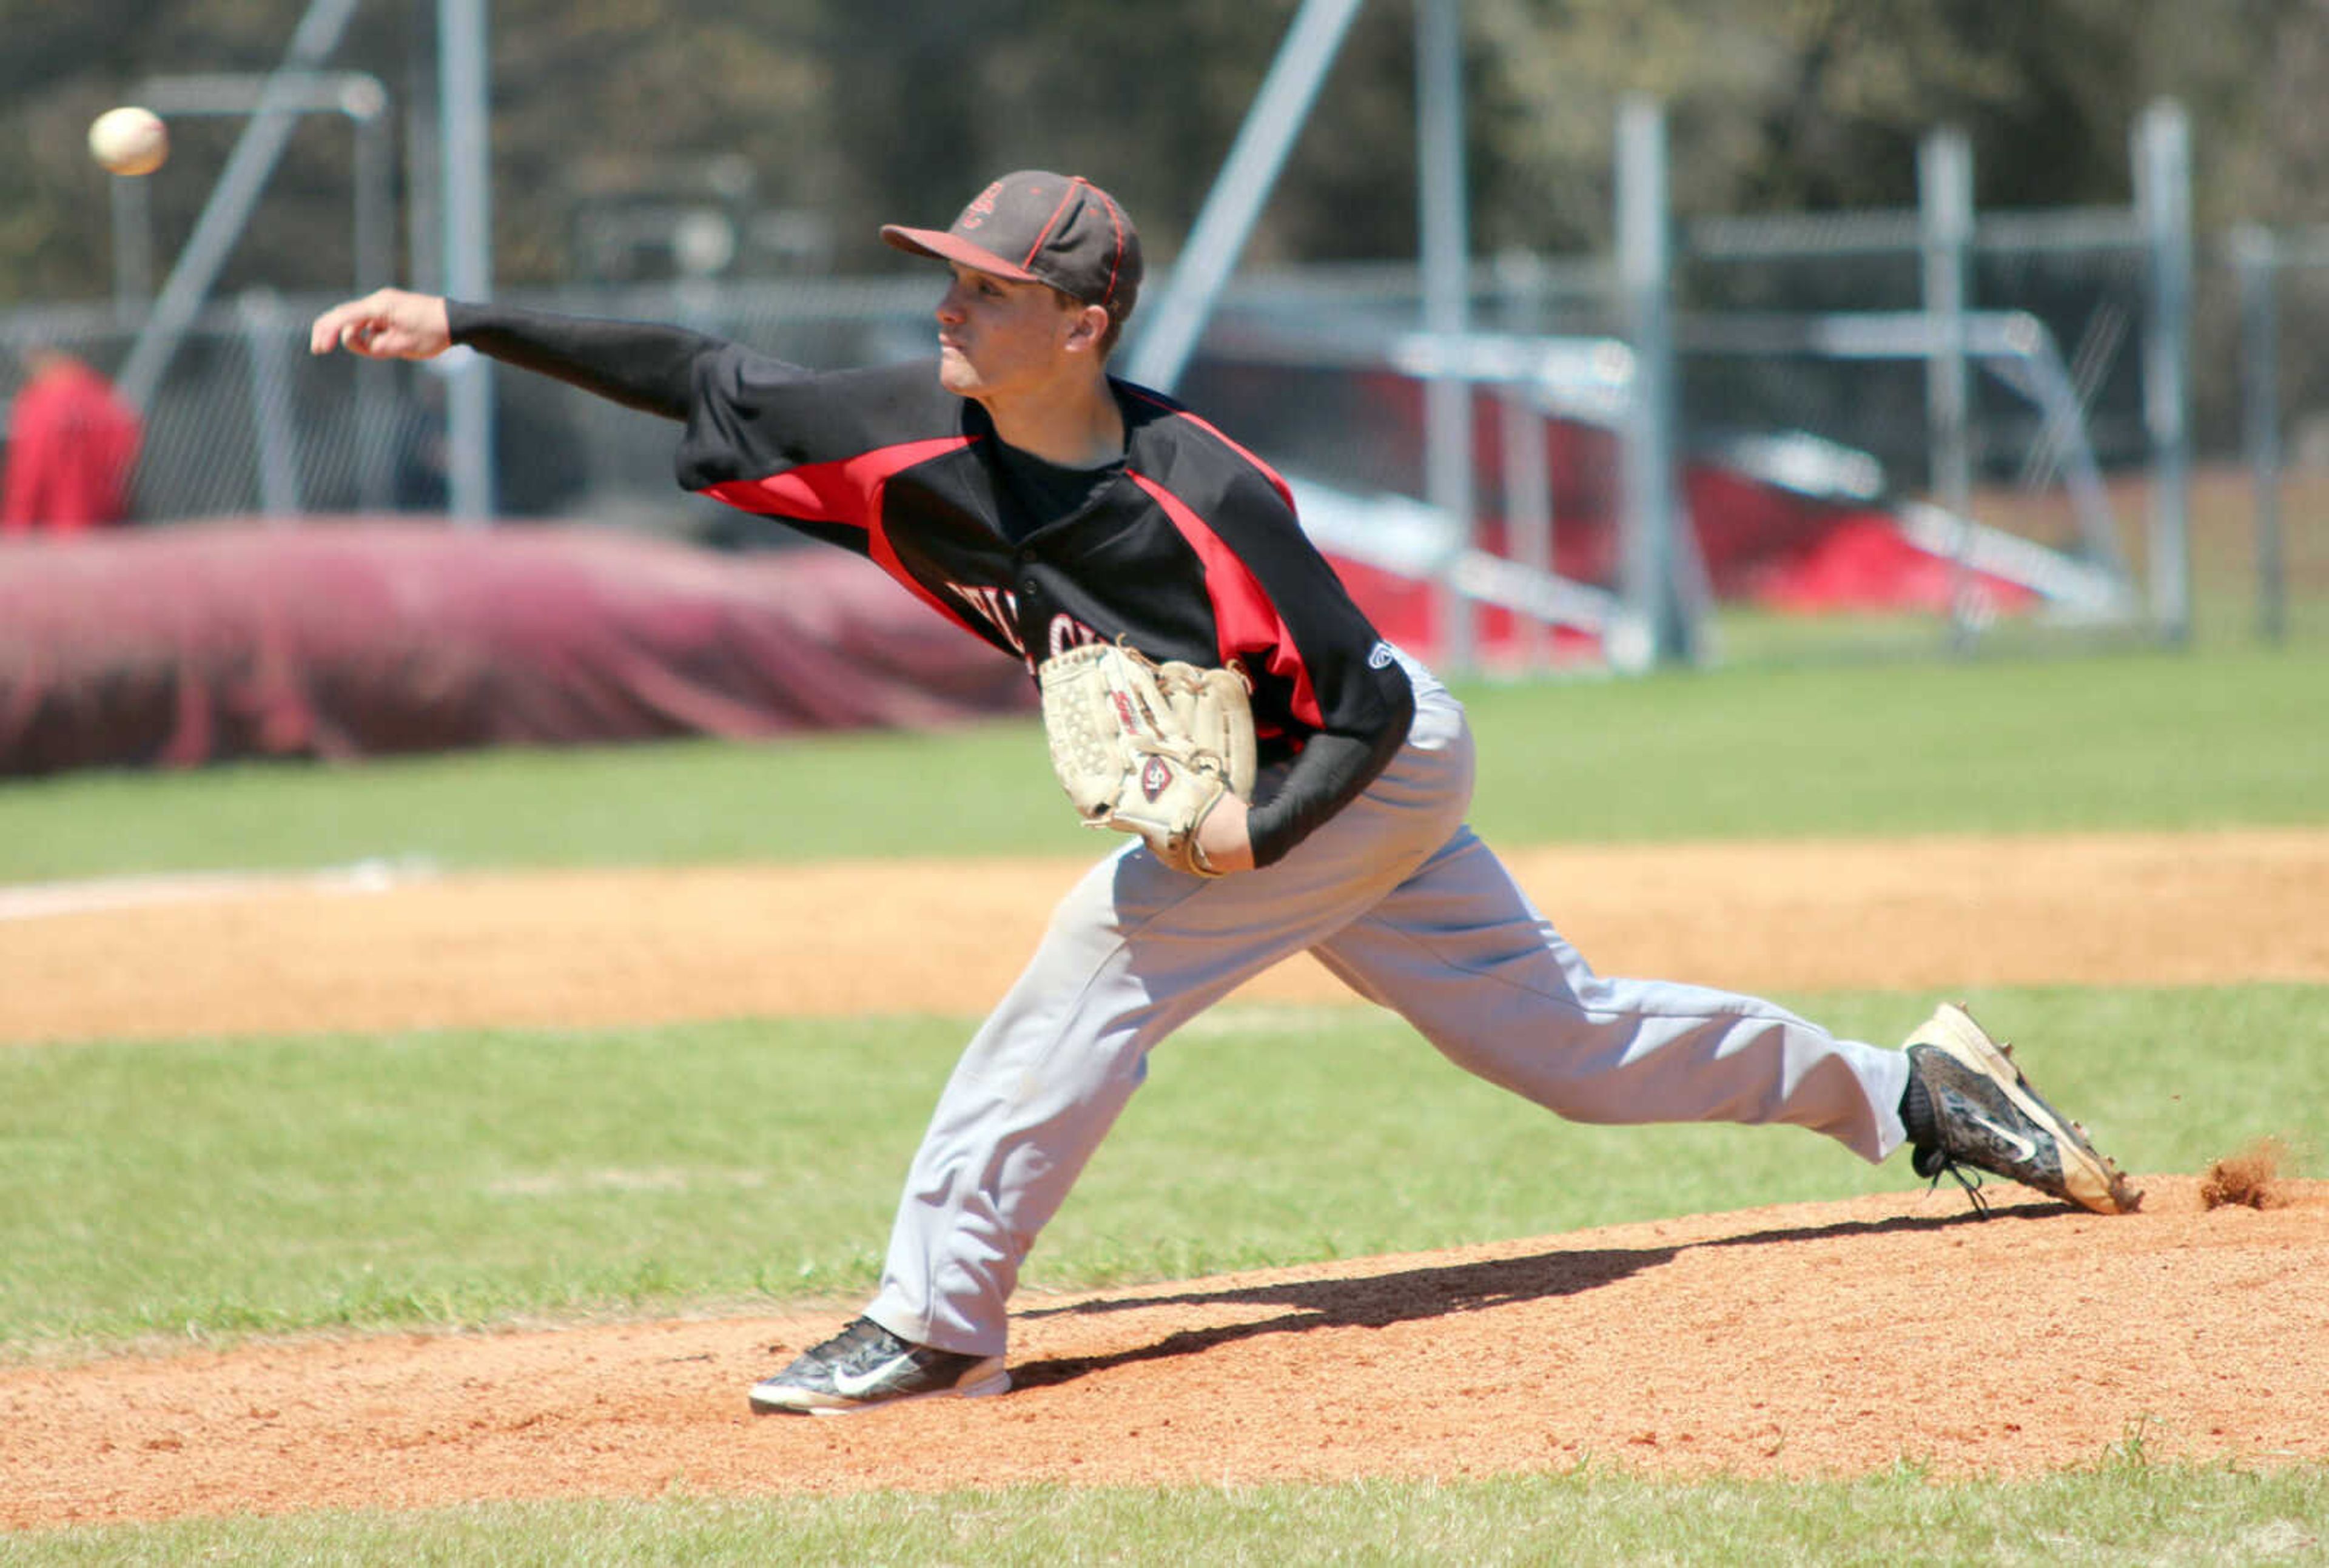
[{"left": 1140, "top": 756, "right": 1174, "bottom": 801}]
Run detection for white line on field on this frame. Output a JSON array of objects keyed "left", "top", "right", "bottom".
[{"left": 0, "top": 858, "right": 440, "bottom": 921}]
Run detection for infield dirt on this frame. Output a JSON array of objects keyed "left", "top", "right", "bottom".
[{"left": 4, "top": 828, "right": 2326, "bottom": 1526}]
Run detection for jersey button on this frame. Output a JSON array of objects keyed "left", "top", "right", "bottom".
[{"left": 1021, "top": 579, "right": 1040, "bottom": 596}]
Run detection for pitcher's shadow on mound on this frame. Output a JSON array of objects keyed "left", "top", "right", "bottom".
[{"left": 1009, "top": 1202, "right": 2055, "bottom": 1391}]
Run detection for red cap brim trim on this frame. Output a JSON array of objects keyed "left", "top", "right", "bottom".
[{"left": 879, "top": 225, "right": 1041, "bottom": 283}]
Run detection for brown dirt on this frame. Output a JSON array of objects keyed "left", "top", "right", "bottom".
[
  {"left": 7, "top": 828, "right": 2328, "bottom": 1046},
  {"left": 3, "top": 828, "right": 2325, "bottom": 1527}
]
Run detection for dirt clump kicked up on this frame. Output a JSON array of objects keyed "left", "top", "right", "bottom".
[{"left": 2202, "top": 1136, "right": 2297, "bottom": 1210}]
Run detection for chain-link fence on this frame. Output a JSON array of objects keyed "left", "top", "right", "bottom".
[
  {"left": 0, "top": 279, "right": 936, "bottom": 537},
  {"left": 5, "top": 215, "right": 2315, "bottom": 662}
]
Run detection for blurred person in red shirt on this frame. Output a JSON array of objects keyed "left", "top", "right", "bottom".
[{"left": 2, "top": 347, "right": 144, "bottom": 534}]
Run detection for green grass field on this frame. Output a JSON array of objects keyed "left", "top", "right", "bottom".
[
  {"left": 4, "top": 641, "right": 2326, "bottom": 1561},
  {"left": 1, "top": 641, "right": 2323, "bottom": 881},
  {"left": 5, "top": 988, "right": 2322, "bottom": 1352},
  {"left": 11, "top": 1465, "right": 2328, "bottom": 1567}
]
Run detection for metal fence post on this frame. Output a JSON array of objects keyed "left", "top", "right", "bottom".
[
  {"left": 1919, "top": 126, "right": 1977, "bottom": 646},
  {"left": 239, "top": 289, "right": 303, "bottom": 520},
  {"left": 440, "top": 0, "right": 496, "bottom": 526},
  {"left": 109, "top": 177, "right": 153, "bottom": 321},
  {"left": 1499, "top": 388, "right": 1553, "bottom": 668},
  {"left": 1416, "top": 0, "right": 1477, "bottom": 675},
  {"left": 2136, "top": 99, "right": 2194, "bottom": 643},
  {"left": 1615, "top": 96, "right": 1693, "bottom": 668},
  {"left": 2231, "top": 225, "right": 2285, "bottom": 644},
  {"left": 351, "top": 79, "right": 397, "bottom": 512}
]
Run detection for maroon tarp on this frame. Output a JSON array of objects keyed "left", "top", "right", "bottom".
[{"left": 0, "top": 521, "right": 1035, "bottom": 776}]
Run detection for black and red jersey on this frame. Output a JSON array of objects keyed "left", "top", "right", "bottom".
[
  {"left": 446, "top": 303, "right": 1416, "bottom": 864},
  {"left": 674, "top": 352, "right": 1406, "bottom": 756}
]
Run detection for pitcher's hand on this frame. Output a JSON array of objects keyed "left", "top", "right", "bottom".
[
  {"left": 1194, "top": 791, "right": 1256, "bottom": 876},
  {"left": 309, "top": 289, "right": 452, "bottom": 360}
]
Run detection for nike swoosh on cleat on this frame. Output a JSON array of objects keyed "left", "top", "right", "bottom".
[
  {"left": 832, "top": 1353, "right": 919, "bottom": 1399},
  {"left": 1964, "top": 1112, "right": 2039, "bottom": 1165}
]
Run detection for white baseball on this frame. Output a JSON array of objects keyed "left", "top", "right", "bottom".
[{"left": 89, "top": 107, "right": 169, "bottom": 177}]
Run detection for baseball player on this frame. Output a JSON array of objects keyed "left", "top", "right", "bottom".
[{"left": 311, "top": 169, "right": 2136, "bottom": 1417}]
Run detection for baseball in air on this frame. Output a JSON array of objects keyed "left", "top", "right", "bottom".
[{"left": 89, "top": 107, "right": 169, "bottom": 177}]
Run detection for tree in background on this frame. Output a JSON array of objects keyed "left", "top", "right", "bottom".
[{"left": 3, "top": 0, "right": 2324, "bottom": 431}]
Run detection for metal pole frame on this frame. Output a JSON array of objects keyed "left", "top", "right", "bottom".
[
  {"left": 112, "top": 0, "right": 368, "bottom": 410},
  {"left": 115, "top": 70, "right": 401, "bottom": 510},
  {"left": 116, "top": 72, "right": 397, "bottom": 299},
  {"left": 1119, "top": 0, "right": 1367, "bottom": 394}
]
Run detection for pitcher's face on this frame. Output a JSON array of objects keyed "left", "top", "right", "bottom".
[{"left": 933, "top": 264, "right": 1092, "bottom": 402}]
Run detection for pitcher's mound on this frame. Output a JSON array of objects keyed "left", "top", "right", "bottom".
[{"left": 8, "top": 1175, "right": 2325, "bottom": 1529}]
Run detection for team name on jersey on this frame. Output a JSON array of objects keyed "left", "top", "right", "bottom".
[
  {"left": 1046, "top": 615, "right": 1101, "bottom": 662},
  {"left": 946, "top": 582, "right": 1024, "bottom": 657},
  {"left": 945, "top": 581, "right": 1102, "bottom": 670}
]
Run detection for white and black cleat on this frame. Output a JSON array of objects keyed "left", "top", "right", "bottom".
[
  {"left": 1902, "top": 1001, "right": 2140, "bottom": 1216},
  {"left": 749, "top": 1316, "right": 1010, "bottom": 1416}
]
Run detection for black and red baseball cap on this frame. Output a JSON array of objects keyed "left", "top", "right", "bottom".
[{"left": 882, "top": 171, "right": 1143, "bottom": 325}]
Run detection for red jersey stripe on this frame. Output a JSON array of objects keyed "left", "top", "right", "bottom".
[
  {"left": 1129, "top": 471, "right": 1325, "bottom": 730},
  {"left": 701, "top": 436, "right": 986, "bottom": 639},
  {"left": 1119, "top": 391, "right": 1299, "bottom": 513}
]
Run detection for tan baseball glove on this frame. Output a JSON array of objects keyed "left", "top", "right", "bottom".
[{"left": 1038, "top": 641, "right": 1258, "bottom": 877}]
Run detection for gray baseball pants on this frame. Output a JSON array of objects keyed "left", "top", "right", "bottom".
[{"left": 865, "top": 653, "right": 1914, "bottom": 1356}]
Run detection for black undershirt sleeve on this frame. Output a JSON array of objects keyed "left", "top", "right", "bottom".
[
  {"left": 444, "top": 300, "right": 720, "bottom": 420},
  {"left": 1178, "top": 460, "right": 1417, "bottom": 869},
  {"left": 1244, "top": 678, "right": 1415, "bottom": 869}
]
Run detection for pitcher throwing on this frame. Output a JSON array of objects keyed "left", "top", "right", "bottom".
[{"left": 311, "top": 169, "right": 2137, "bottom": 1417}]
